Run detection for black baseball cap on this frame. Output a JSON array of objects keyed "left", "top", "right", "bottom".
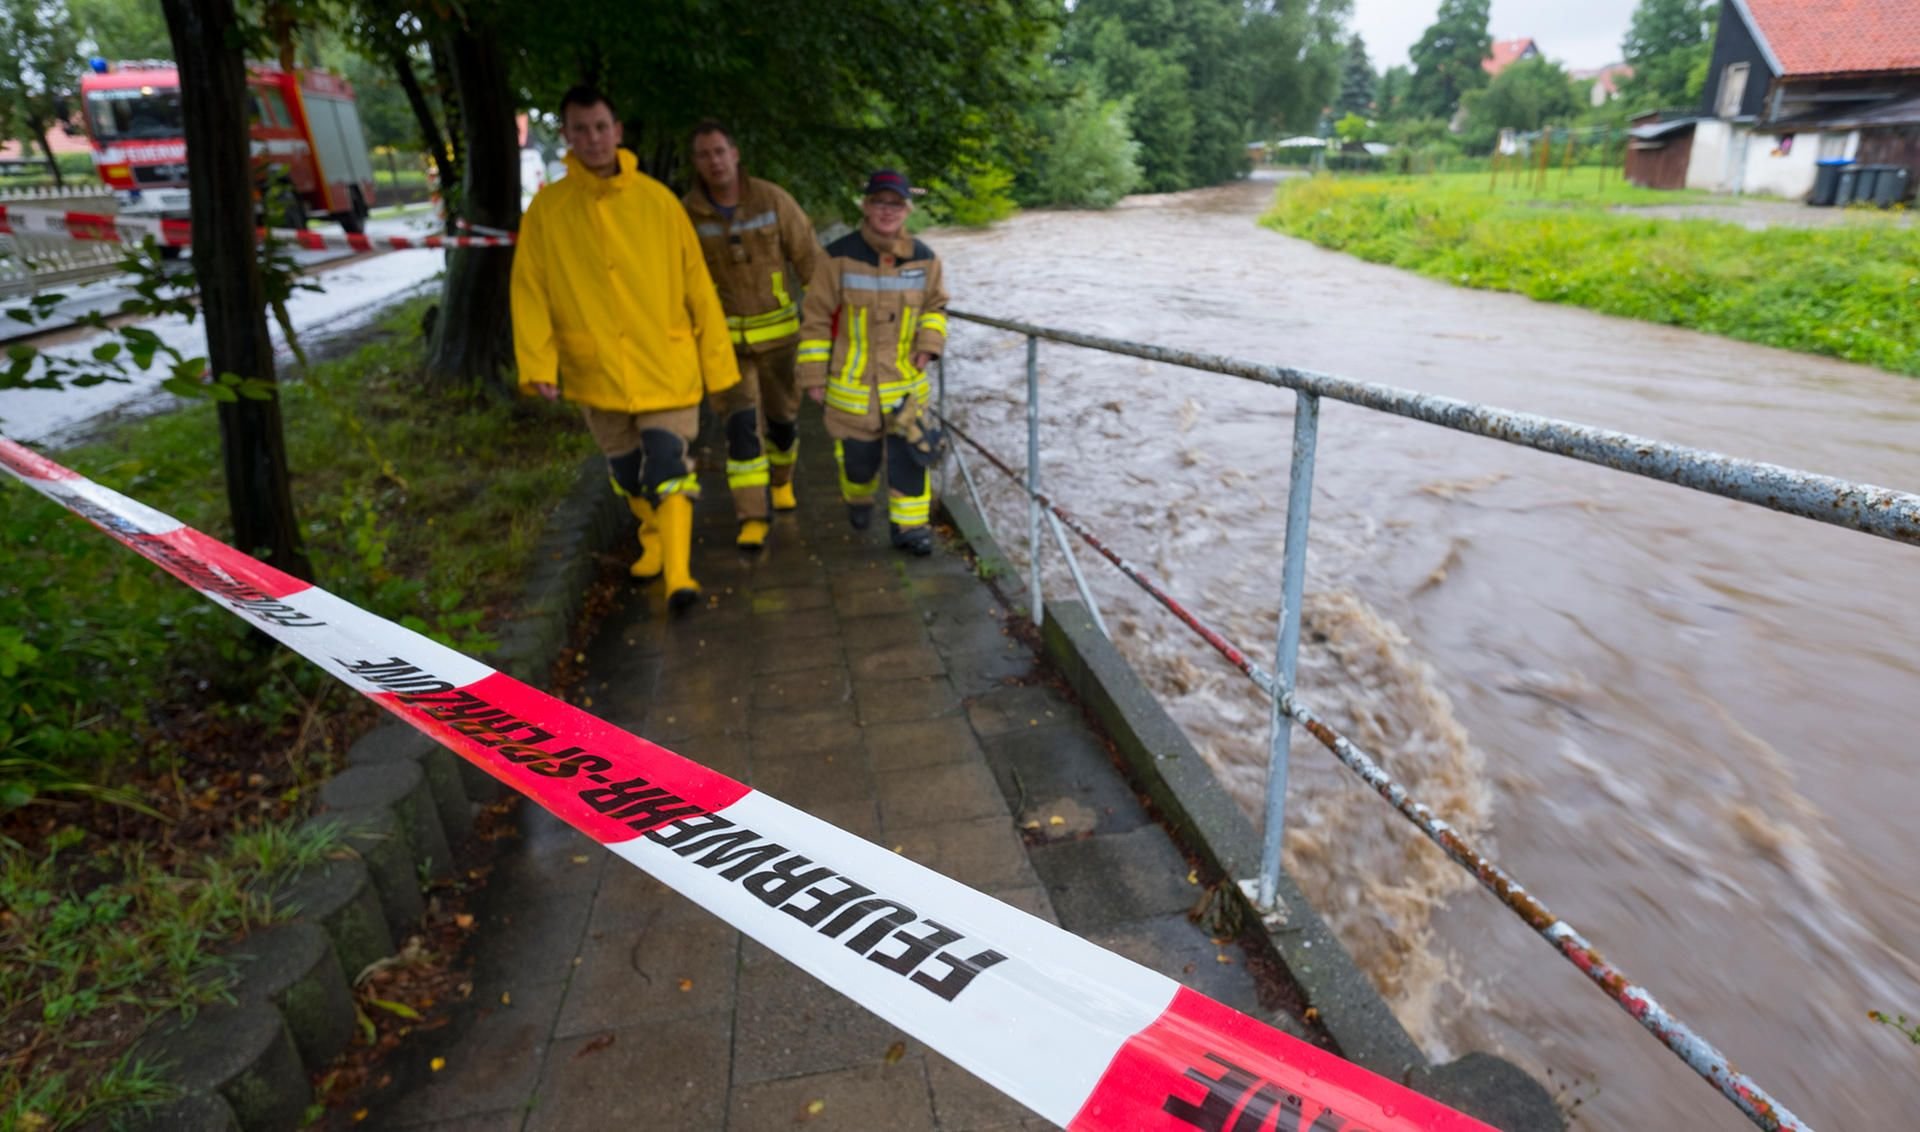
[{"left": 862, "top": 169, "right": 912, "bottom": 198}]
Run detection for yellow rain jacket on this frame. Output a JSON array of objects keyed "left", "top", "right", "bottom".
[{"left": 512, "top": 149, "right": 740, "bottom": 412}]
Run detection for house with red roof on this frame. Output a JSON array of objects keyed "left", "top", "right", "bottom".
[
  {"left": 1572, "top": 64, "right": 1634, "bottom": 107},
  {"left": 1683, "top": 0, "right": 1920, "bottom": 199},
  {"left": 1483, "top": 39, "right": 1540, "bottom": 78}
]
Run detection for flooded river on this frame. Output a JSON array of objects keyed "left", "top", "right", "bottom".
[{"left": 934, "top": 174, "right": 1920, "bottom": 1130}]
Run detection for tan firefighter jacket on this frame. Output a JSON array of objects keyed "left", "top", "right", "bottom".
[
  {"left": 681, "top": 176, "right": 822, "bottom": 354},
  {"left": 796, "top": 226, "right": 949, "bottom": 418}
]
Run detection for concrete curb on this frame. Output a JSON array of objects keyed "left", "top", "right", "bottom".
[
  {"left": 939, "top": 496, "right": 1563, "bottom": 1131},
  {"left": 147, "top": 453, "right": 627, "bottom": 1129}
]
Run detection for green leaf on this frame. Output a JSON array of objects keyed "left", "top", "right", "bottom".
[
  {"left": 6, "top": 309, "right": 35, "bottom": 324},
  {"left": 92, "top": 342, "right": 123, "bottom": 364},
  {"left": 366, "top": 997, "right": 422, "bottom": 1021}
]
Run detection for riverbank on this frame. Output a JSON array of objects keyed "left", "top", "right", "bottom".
[
  {"left": 1261, "top": 173, "right": 1920, "bottom": 377},
  {"left": 0, "top": 300, "right": 590, "bottom": 1128}
]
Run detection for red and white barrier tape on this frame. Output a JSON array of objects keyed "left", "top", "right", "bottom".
[
  {"left": 0, "top": 203, "right": 512, "bottom": 252},
  {"left": 0, "top": 435, "right": 1491, "bottom": 1132}
]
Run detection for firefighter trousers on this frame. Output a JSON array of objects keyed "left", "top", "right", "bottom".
[{"left": 713, "top": 345, "right": 801, "bottom": 523}]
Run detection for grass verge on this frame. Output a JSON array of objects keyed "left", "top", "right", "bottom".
[
  {"left": 1, "top": 297, "right": 590, "bottom": 1128},
  {"left": 1261, "top": 174, "right": 1920, "bottom": 377}
]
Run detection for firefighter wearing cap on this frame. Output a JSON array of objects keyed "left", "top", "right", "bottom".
[
  {"left": 512, "top": 85, "right": 742, "bottom": 614},
  {"left": 682, "top": 120, "right": 823, "bottom": 550},
  {"left": 796, "top": 170, "right": 949, "bottom": 556}
]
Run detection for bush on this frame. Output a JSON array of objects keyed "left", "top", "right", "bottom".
[
  {"left": 922, "top": 157, "right": 1019, "bottom": 229},
  {"left": 1262, "top": 176, "right": 1920, "bottom": 376},
  {"left": 1031, "top": 87, "right": 1142, "bottom": 210}
]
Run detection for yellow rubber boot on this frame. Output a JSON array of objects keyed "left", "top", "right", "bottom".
[
  {"left": 770, "top": 482, "right": 797, "bottom": 512},
  {"left": 626, "top": 497, "right": 662, "bottom": 580},
  {"left": 737, "top": 519, "right": 770, "bottom": 551},
  {"left": 657, "top": 493, "right": 701, "bottom": 614}
]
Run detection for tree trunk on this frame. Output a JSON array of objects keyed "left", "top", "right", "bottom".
[
  {"left": 30, "top": 121, "right": 64, "bottom": 188},
  {"left": 391, "top": 47, "right": 454, "bottom": 198},
  {"left": 160, "top": 0, "right": 312, "bottom": 580},
  {"left": 425, "top": 18, "right": 519, "bottom": 389},
  {"left": 430, "top": 43, "right": 463, "bottom": 185}
]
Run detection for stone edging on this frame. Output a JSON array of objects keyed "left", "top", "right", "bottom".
[
  {"left": 938, "top": 491, "right": 1565, "bottom": 1132},
  {"left": 130, "top": 455, "right": 624, "bottom": 1131}
]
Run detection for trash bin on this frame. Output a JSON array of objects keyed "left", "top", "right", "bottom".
[
  {"left": 1872, "top": 165, "right": 1911, "bottom": 207},
  {"left": 1811, "top": 158, "right": 1850, "bottom": 206},
  {"left": 1835, "top": 166, "right": 1861, "bottom": 205},
  {"left": 1853, "top": 166, "right": 1885, "bottom": 204}
]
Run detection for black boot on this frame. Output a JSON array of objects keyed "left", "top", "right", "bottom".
[
  {"left": 848, "top": 503, "right": 874, "bottom": 531},
  {"left": 890, "top": 524, "right": 933, "bottom": 557}
]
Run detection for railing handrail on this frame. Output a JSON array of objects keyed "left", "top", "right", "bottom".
[
  {"left": 932, "top": 310, "right": 1859, "bottom": 1132},
  {"left": 947, "top": 308, "right": 1920, "bottom": 547}
]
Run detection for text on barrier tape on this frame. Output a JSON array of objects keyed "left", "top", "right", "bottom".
[
  {"left": 0, "top": 204, "right": 513, "bottom": 252},
  {"left": 0, "top": 435, "right": 1492, "bottom": 1132}
]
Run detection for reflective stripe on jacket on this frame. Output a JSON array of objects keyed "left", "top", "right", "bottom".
[
  {"left": 511, "top": 149, "right": 740, "bottom": 413},
  {"left": 796, "top": 227, "right": 949, "bottom": 418},
  {"left": 681, "top": 176, "right": 823, "bottom": 354}
]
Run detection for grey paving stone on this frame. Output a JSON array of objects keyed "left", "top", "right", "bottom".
[
  {"left": 750, "top": 664, "right": 852, "bottom": 713},
  {"left": 750, "top": 700, "right": 859, "bottom": 738},
  {"left": 890, "top": 816, "right": 1037, "bottom": 891},
  {"left": 395, "top": 1112, "right": 524, "bottom": 1132},
  {"left": 379, "top": 978, "right": 568, "bottom": 1127},
  {"left": 849, "top": 640, "right": 947, "bottom": 681},
  {"left": 1086, "top": 915, "right": 1263, "bottom": 1017},
  {"left": 864, "top": 717, "right": 984, "bottom": 773},
  {"left": 666, "top": 730, "right": 751, "bottom": 782},
  {"left": 1026, "top": 826, "right": 1199, "bottom": 934},
  {"left": 638, "top": 696, "right": 749, "bottom": 744},
  {"left": 835, "top": 584, "right": 916, "bottom": 617},
  {"left": 728, "top": 1061, "right": 936, "bottom": 1132},
  {"left": 965, "top": 684, "right": 1075, "bottom": 737},
  {"left": 588, "top": 861, "right": 716, "bottom": 934},
  {"left": 840, "top": 612, "right": 930, "bottom": 651},
  {"left": 553, "top": 911, "right": 737, "bottom": 1038},
  {"left": 922, "top": 603, "right": 1019, "bottom": 655},
  {"left": 731, "top": 958, "right": 916, "bottom": 1085},
  {"left": 856, "top": 675, "right": 962, "bottom": 725},
  {"left": 750, "top": 584, "right": 834, "bottom": 615},
  {"left": 751, "top": 639, "right": 846, "bottom": 675},
  {"left": 927, "top": 1051, "right": 1050, "bottom": 1131},
  {"left": 470, "top": 884, "right": 597, "bottom": 990},
  {"left": 877, "top": 759, "right": 1009, "bottom": 830},
  {"left": 978, "top": 726, "right": 1149, "bottom": 837},
  {"left": 525, "top": 1012, "right": 732, "bottom": 1132},
  {"left": 749, "top": 714, "right": 865, "bottom": 762},
  {"left": 750, "top": 748, "right": 875, "bottom": 811},
  {"left": 747, "top": 606, "right": 842, "bottom": 645},
  {"left": 942, "top": 642, "right": 1039, "bottom": 697}
]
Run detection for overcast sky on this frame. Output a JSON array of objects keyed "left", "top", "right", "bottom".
[{"left": 1351, "top": 0, "right": 1640, "bottom": 73}]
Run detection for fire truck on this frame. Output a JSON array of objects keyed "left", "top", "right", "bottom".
[{"left": 80, "top": 59, "right": 378, "bottom": 234}]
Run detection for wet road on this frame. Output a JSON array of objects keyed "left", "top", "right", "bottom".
[{"left": 934, "top": 174, "right": 1920, "bottom": 1130}]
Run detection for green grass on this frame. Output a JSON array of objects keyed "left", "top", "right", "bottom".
[
  {"left": 1262, "top": 174, "right": 1920, "bottom": 376},
  {"left": 1, "top": 299, "right": 592, "bottom": 1127},
  {"left": 1, "top": 822, "right": 344, "bottom": 1131}
]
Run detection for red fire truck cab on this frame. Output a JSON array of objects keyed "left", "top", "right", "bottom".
[{"left": 81, "top": 60, "right": 378, "bottom": 234}]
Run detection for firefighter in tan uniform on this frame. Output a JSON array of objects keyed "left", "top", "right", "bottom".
[
  {"left": 682, "top": 121, "right": 823, "bottom": 551},
  {"left": 796, "top": 170, "right": 949, "bottom": 556},
  {"left": 512, "top": 87, "right": 743, "bottom": 614}
]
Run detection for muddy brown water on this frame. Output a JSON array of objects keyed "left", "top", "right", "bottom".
[{"left": 933, "top": 174, "right": 1920, "bottom": 1130}]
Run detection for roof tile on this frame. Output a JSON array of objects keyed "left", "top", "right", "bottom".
[{"left": 1742, "top": 0, "right": 1920, "bottom": 76}]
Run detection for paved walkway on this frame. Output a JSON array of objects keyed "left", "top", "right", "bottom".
[{"left": 361, "top": 416, "right": 1281, "bottom": 1131}]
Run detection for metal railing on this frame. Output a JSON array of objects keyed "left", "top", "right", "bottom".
[
  {"left": 0, "top": 188, "right": 124, "bottom": 298},
  {"left": 932, "top": 310, "right": 1920, "bottom": 1132}
]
